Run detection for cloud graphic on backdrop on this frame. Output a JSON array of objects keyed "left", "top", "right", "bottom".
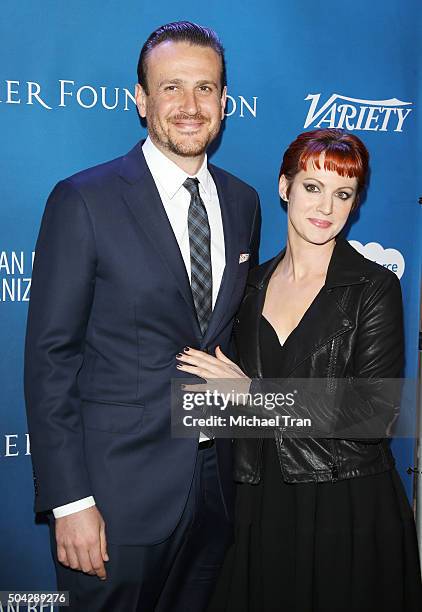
[{"left": 348, "top": 240, "right": 405, "bottom": 279}]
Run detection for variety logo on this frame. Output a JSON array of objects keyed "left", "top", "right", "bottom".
[
  {"left": 0, "top": 79, "right": 257, "bottom": 117},
  {"left": 348, "top": 240, "right": 405, "bottom": 278},
  {"left": 304, "top": 93, "right": 412, "bottom": 132}
]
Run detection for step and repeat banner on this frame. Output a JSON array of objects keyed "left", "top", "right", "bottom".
[{"left": 0, "top": 0, "right": 420, "bottom": 603}]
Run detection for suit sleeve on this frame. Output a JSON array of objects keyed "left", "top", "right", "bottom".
[
  {"left": 248, "top": 192, "right": 261, "bottom": 269},
  {"left": 24, "top": 179, "right": 96, "bottom": 512}
]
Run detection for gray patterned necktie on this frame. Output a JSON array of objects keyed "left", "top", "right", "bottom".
[{"left": 183, "top": 177, "right": 212, "bottom": 336}]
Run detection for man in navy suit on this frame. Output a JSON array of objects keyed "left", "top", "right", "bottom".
[{"left": 25, "top": 21, "right": 260, "bottom": 611}]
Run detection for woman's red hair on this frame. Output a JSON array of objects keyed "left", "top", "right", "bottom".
[{"left": 279, "top": 129, "right": 369, "bottom": 209}]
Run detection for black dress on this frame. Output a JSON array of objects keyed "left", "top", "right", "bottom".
[{"left": 208, "top": 315, "right": 422, "bottom": 612}]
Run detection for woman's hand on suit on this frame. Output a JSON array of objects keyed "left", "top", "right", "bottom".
[
  {"left": 176, "top": 346, "right": 249, "bottom": 380},
  {"left": 176, "top": 346, "right": 251, "bottom": 398}
]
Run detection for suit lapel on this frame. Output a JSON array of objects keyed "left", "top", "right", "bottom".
[
  {"left": 202, "top": 165, "right": 239, "bottom": 345},
  {"left": 119, "top": 143, "right": 201, "bottom": 335}
]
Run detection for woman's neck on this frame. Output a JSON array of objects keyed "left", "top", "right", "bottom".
[{"left": 279, "top": 233, "right": 336, "bottom": 282}]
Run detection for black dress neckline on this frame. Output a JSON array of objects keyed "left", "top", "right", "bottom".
[
  {"left": 259, "top": 314, "right": 284, "bottom": 379},
  {"left": 260, "top": 314, "right": 284, "bottom": 348}
]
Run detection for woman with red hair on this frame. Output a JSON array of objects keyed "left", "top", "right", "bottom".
[{"left": 177, "top": 129, "right": 422, "bottom": 611}]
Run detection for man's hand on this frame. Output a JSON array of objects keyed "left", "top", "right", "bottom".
[{"left": 55, "top": 505, "right": 109, "bottom": 580}]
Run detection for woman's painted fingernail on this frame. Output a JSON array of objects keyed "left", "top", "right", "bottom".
[
  {"left": 184, "top": 347, "right": 190, "bottom": 352},
  {"left": 176, "top": 353, "right": 183, "bottom": 358},
  {"left": 177, "top": 364, "right": 184, "bottom": 369}
]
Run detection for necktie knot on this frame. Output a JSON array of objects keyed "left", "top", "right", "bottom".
[{"left": 183, "top": 177, "right": 201, "bottom": 198}]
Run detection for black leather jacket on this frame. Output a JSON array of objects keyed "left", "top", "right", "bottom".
[{"left": 233, "top": 238, "right": 404, "bottom": 484}]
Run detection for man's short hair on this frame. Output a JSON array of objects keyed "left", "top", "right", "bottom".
[{"left": 137, "top": 21, "right": 226, "bottom": 94}]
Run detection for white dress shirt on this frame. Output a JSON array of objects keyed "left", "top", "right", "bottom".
[
  {"left": 142, "top": 137, "right": 225, "bottom": 307},
  {"left": 53, "top": 136, "right": 225, "bottom": 518}
]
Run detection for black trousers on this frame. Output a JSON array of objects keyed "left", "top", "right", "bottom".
[{"left": 50, "top": 444, "right": 232, "bottom": 612}]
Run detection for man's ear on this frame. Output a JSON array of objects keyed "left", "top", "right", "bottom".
[
  {"left": 135, "top": 83, "right": 147, "bottom": 118},
  {"left": 220, "top": 85, "right": 227, "bottom": 120},
  {"left": 279, "top": 175, "right": 289, "bottom": 202}
]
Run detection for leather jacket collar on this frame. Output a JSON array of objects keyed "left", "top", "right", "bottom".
[
  {"left": 235, "top": 237, "right": 369, "bottom": 380},
  {"left": 247, "top": 236, "right": 369, "bottom": 291}
]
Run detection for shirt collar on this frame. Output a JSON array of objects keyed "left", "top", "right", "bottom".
[{"left": 142, "top": 136, "right": 210, "bottom": 199}]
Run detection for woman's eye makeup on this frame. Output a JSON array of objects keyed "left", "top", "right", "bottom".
[
  {"left": 303, "top": 183, "right": 352, "bottom": 200},
  {"left": 336, "top": 191, "right": 352, "bottom": 200},
  {"left": 304, "top": 183, "right": 320, "bottom": 192}
]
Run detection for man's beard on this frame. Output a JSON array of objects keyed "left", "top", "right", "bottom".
[{"left": 148, "top": 113, "right": 220, "bottom": 158}]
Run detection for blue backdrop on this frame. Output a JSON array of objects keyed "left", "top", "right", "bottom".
[{"left": 0, "top": 0, "right": 420, "bottom": 604}]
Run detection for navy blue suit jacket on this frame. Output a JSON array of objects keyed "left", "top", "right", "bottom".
[{"left": 24, "top": 141, "right": 261, "bottom": 545}]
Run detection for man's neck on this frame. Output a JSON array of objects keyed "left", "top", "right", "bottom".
[{"left": 148, "top": 136, "right": 205, "bottom": 175}]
